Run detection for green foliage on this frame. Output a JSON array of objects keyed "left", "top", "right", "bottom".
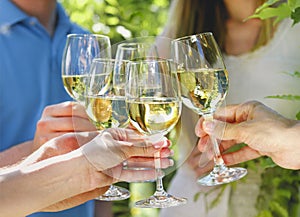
[
  {"left": 255, "top": 168, "right": 300, "bottom": 217},
  {"left": 249, "top": 0, "right": 300, "bottom": 25},
  {"left": 59, "top": 0, "right": 170, "bottom": 44},
  {"left": 265, "top": 94, "right": 300, "bottom": 100}
]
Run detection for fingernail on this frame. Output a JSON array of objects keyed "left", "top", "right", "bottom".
[
  {"left": 169, "top": 159, "right": 174, "bottom": 166},
  {"left": 203, "top": 120, "right": 215, "bottom": 133},
  {"left": 170, "top": 149, "right": 174, "bottom": 156},
  {"left": 154, "top": 138, "right": 170, "bottom": 149}
]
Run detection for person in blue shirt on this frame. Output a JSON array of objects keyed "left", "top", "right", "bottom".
[{"left": 0, "top": 0, "right": 100, "bottom": 216}]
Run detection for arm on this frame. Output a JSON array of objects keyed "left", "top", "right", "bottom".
[
  {"left": 0, "top": 129, "right": 173, "bottom": 217},
  {"left": 0, "top": 147, "right": 101, "bottom": 217},
  {"left": 0, "top": 141, "right": 34, "bottom": 167}
]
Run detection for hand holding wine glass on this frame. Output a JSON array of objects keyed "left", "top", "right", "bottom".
[
  {"left": 125, "top": 59, "right": 187, "bottom": 208},
  {"left": 171, "top": 32, "right": 247, "bottom": 186},
  {"left": 85, "top": 58, "right": 130, "bottom": 201}
]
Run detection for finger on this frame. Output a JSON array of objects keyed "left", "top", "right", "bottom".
[
  {"left": 219, "top": 139, "right": 238, "bottom": 150},
  {"left": 203, "top": 119, "right": 241, "bottom": 141},
  {"left": 116, "top": 167, "right": 157, "bottom": 183},
  {"left": 42, "top": 101, "right": 88, "bottom": 118},
  {"left": 118, "top": 139, "right": 173, "bottom": 159},
  {"left": 126, "top": 157, "right": 174, "bottom": 169},
  {"left": 214, "top": 101, "right": 265, "bottom": 123},
  {"left": 37, "top": 117, "right": 96, "bottom": 132},
  {"left": 186, "top": 146, "right": 202, "bottom": 169},
  {"left": 195, "top": 117, "right": 206, "bottom": 137},
  {"left": 193, "top": 160, "right": 214, "bottom": 178},
  {"left": 197, "top": 135, "right": 210, "bottom": 152},
  {"left": 222, "top": 146, "right": 261, "bottom": 166}
]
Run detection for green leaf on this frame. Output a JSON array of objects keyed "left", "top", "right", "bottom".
[
  {"left": 270, "top": 201, "right": 289, "bottom": 217},
  {"left": 259, "top": 157, "right": 277, "bottom": 169},
  {"left": 282, "top": 71, "right": 300, "bottom": 78},
  {"left": 296, "top": 111, "right": 300, "bottom": 120},
  {"left": 193, "top": 192, "right": 201, "bottom": 202},
  {"left": 256, "top": 210, "right": 273, "bottom": 217},
  {"left": 291, "top": 7, "right": 300, "bottom": 25},
  {"left": 288, "top": 0, "right": 300, "bottom": 10},
  {"left": 254, "top": 0, "right": 282, "bottom": 13},
  {"left": 265, "top": 95, "right": 300, "bottom": 101},
  {"left": 248, "top": 3, "right": 291, "bottom": 23},
  {"left": 275, "top": 189, "right": 292, "bottom": 200}
]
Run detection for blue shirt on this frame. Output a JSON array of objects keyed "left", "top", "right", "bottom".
[{"left": 0, "top": 1, "right": 94, "bottom": 216}]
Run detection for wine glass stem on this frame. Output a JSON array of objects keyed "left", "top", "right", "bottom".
[
  {"left": 154, "top": 152, "right": 167, "bottom": 196},
  {"left": 204, "top": 115, "right": 228, "bottom": 174}
]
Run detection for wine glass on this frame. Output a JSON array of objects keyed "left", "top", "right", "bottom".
[
  {"left": 115, "top": 41, "right": 158, "bottom": 61},
  {"left": 125, "top": 59, "right": 187, "bottom": 208},
  {"left": 114, "top": 41, "right": 160, "bottom": 172},
  {"left": 86, "top": 58, "right": 131, "bottom": 201},
  {"left": 171, "top": 32, "right": 247, "bottom": 186},
  {"left": 61, "top": 33, "right": 111, "bottom": 104}
]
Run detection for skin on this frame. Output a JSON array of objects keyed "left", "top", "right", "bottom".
[
  {"left": 0, "top": 129, "right": 173, "bottom": 217},
  {"left": 195, "top": 101, "right": 300, "bottom": 170},
  {"left": 223, "top": 0, "right": 262, "bottom": 55}
]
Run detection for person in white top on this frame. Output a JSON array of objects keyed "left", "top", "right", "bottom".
[{"left": 158, "top": 0, "right": 300, "bottom": 216}]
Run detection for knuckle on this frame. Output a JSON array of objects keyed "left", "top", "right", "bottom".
[{"left": 36, "top": 119, "right": 49, "bottom": 131}]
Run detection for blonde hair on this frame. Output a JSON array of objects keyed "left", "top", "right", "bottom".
[{"left": 161, "top": 0, "right": 275, "bottom": 53}]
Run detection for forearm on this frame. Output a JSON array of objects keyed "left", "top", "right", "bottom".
[
  {"left": 0, "top": 141, "right": 34, "bottom": 167},
  {"left": 0, "top": 150, "right": 96, "bottom": 217}
]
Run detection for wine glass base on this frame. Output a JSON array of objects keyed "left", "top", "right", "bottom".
[
  {"left": 134, "top": 193, "right": 187, "bottom": 208},
  {"left": 95, "top": 185, "right": 130, "bottom": 201},
  {"left": 197, "top": 167, "right": 247, "bottom": 186}
]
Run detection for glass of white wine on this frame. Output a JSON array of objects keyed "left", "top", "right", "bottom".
[
  {"left": 114, "top": 40, "right": 161, "bottom": 172},
  {"left": 125, "top": 59, "right": 187, "bottom": 208},
  {"left": 115, "top": 41, "right": 158, "bottom": 61},
  {"left": 86, "top": 58, "right": 130, "bottom": 201},
  {"left": 171, "top": 32, "right": 247, "bottom": 186},
  {"left": 61, "top": 33, "right": 111, "bottom": 104}
]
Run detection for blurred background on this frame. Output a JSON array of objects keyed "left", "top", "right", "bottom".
[{"left": 60, "top": 0, "right": 170, "bottom": 44}]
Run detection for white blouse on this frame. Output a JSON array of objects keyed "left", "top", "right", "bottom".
[{"left": 160, "top": 18, "right": 300, "bottom": 217}]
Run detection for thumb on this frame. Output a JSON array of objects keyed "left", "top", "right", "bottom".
[{"left": 203, "top": 119, "right": 241, "bottom": 141}]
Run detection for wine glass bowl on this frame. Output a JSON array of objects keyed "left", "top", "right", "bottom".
[
  {"left": 171, "top": 32, "right": 247, "bottom": 186},
  {"left": 86, "top": 58, "right": 129, "bottom": 129},
  {"left": 115, "top": 41, "right": 158, "bottom": 61},
  {"left": 61, "top": 34, "right": 111, "bottom": 104}
]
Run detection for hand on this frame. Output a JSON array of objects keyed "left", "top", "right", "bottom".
[
  {"left": 33, "top": 101, "right": 96, "bottom": 150},
  {"left": 23, "top": 129, "right": 173, "bottom": 212},
  {"left": 21, "top": 132, "right": 110, "bottom": 212},
  {"left": 195, "top": 100, "right": 300, "bottom": 170},
  {"left": 82, "top": 128, "right": 174, "bottom": 182}
]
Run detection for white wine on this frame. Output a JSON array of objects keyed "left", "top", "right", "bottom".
[
  {"left": 127, "top": 97, "right": 181, "bottom": 135},
  {"left": 62, "top": 74, "right": 89, "bottom": 103},
  {"left": 176, "top": 68, "right": 228, "bottom": 115},
  {"left": 85, "top": 95, "right": 129, "bottom": 130}
]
